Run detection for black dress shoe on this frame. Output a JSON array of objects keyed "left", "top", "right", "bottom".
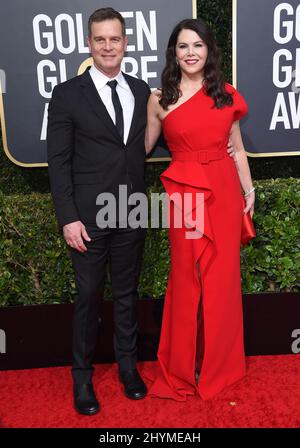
[
  {"left": 73, "top": 383, "right": 100, "bottom": 415},
  {"left": 119, "top": 368, "right": 147, "bottom": 400}
]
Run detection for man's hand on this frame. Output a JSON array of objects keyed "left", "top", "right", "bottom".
[
  {"left": 227, "top": 139, "right": 237, "bottom": 163},
  {"left": 63, "top": 221, "right": 91, "bottom": 253}
]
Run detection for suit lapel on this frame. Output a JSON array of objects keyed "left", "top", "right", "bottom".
[
  {"left": 123, "top": 73, "right": 142, "bottom": 146},
  {"left": 80, "top": 68, "right": 122, "bottom": 142}
]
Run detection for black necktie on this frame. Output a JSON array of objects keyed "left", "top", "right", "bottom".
[{"left": 107, "top": 80, "right": 124, "bottom": 141}]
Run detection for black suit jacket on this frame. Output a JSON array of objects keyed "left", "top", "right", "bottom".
[{"left": 47, "top": 67, "right": 151, "bottom": 228}]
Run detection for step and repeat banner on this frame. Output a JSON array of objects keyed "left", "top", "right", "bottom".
[
  {"left": 0, "top": 0, "right": 196, "bottom": 166},
  {"left": 234, "top": 0, "right": 300, "bottom": 156}
]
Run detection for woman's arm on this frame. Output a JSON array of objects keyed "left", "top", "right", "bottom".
[
  {"left": 145, "top": 91, "right": 162, "bottom": 155},
  {"left": 230, "top": 121, "right": 255, "bottom": 217}
]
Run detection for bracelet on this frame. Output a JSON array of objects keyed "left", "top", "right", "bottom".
[{"left": 244, "top": 187, "right": 255, "bottom": 197}]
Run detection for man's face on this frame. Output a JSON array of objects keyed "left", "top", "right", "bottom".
[{"left": 88, "top": 19, "right": 128, "bottom": 77}]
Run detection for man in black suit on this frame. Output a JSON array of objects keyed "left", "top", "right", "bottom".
[{"left": 47, "top": 8, "right": 150, "bottom": 415}]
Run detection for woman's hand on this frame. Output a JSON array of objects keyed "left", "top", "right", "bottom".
[
  {"left": 230, "top": 121, "right": 255, "bottom": 219},
  {"left": 243, "top": 191, "right": 255, "bottom": 217}
]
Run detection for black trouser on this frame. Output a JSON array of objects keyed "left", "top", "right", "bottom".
[{"left": 70, "top": 225, "right": 146, "bottom": 384}]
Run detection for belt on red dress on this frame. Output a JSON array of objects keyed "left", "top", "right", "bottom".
[{"left": 172, "top": 150, "right": 226, "bottom": 164}]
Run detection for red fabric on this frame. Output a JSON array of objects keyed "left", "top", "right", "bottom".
[
  {"left": 149, "top": 84, "right": 251, "bottom": 401},
  {"left": 0, "top": 356, "right": 299, "bottom": 428},
  {"left": 241, "top": 210, "right": 256, "bottom": 246}
]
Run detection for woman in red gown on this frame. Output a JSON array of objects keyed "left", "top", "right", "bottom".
[{"left": 145, "top": 18, "right": 255, "bottom": 400}]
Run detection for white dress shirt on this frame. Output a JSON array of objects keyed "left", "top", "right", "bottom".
[{"left": 89, "top": 64, "right": 135, "bottom": 145}]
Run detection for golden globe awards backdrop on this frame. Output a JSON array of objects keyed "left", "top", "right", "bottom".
[
  {"left": 234, "top": 0, "right": 300, "bottom": 156},
  {"left": 0, "top": 0, "right": 196, "bottom": 166},
  {"left": 1, "top": 1, "right": 299, "bottom": 166}
]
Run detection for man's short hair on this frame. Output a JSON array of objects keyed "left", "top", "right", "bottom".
[{"left": 88, "top": 7, "right": 126, "bottom": 37}]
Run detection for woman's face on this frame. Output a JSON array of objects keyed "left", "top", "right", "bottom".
[{"left": 175, "top": 28, "right": 208, "bottom": 78}]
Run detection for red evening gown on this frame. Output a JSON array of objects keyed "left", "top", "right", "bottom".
[{"left": 149, "top": 84, "right": 249, "bottom": 401}]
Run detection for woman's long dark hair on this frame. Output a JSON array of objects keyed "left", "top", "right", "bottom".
[{"left": 160, "top": 18, "right": 233, "bottom": 110}]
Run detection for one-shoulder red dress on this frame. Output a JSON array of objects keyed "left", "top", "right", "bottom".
[{"left": 149, "top": 84, "right": 249, "bottom": 400}]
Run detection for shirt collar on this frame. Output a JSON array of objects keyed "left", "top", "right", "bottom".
[{"left": 89, "top": 64, "right": 130, "bottom": 91}]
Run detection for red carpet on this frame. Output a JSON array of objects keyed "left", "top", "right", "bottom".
[{"left": 0, "top": 355, "right": 299, "bottom": 428}]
